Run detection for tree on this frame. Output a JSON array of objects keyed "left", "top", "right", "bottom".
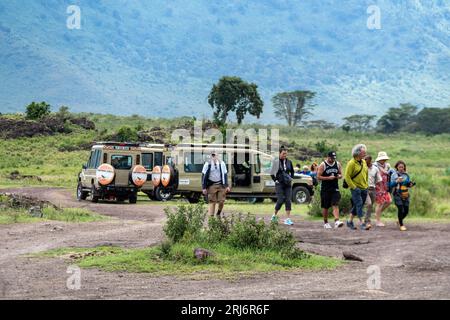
[
  {"left": 25, "top": 101, "right": 51, "bottom": 120},
  {"left": 208, "top": 76, "right": 263, "bottom": 126},
  {"left": 303, "top": 120, "right": 337, "bottom": 130},
  {"left": 272, "top": 90, "right": 316, "bottom": 126},
  {"left": 342, "top": 114, "right": 377, "bottom": 132},
  {"left": 116, "top": 126, "right": 139, "bottom": 142},
  {"left": 55, "top": 106, "right": 72, "bottom": 122},
  {"left": 414, "top": 107, "right": 450, "bottom": 134},
  {"left": 376, "top": 103, "right": 418, "bottom": 133}
]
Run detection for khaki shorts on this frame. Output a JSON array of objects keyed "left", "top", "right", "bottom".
[{"left": 208, "top": 184, "right": 226, "bottom": 203}]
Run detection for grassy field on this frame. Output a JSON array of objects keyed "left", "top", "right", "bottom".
[
  {"left": 0, "top": 206, "right": 107, "bottom": 224},
  {"left": 1, "top": 113, "right": 449, "bottom": 218},
  {"left": 35, "top": 244, "right": 342, "bottom": 279}
]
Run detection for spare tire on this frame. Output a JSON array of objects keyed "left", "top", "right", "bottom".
[
  {"left": 161, "top": 165, "right": 173, "bottom": 187},
  {"left": 96, "top": 164, "right": 115, "bottom": 186},
  {"left": 152, "top": 166, "right": 162, "bottom": 187},
  {"left": 131, "top": 165, "right": 147, "bottom": 187}
]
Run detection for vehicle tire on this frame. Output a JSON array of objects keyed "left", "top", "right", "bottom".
[
  {"left": 186, "top": 193, "right": 201, "bottom": 204},
  {"left": 292, "top": 186, "right": 311, "bottom": 204},
  {"left": 90, "top": 185, "right": 99, "bottom": 203},
  {"left": 129, "top": 192, "right": 138, "bottom": 204},
  {"left": 144, "top": 192, "right": 155, "bottom": 201},
  {"left": 154, "top": 186, "right": 174, "bottom": 202},
  {"left": 247, "top": 197, "right": 264, "bottom": 204},
  {"left": 77, "top": 182, "right": 88, "bottom": 201}
]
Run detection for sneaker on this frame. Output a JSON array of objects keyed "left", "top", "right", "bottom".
[
  {"left": 334, "top": 220, "right": 344, "bottom": 228},
  {"left": 284, "top": 218, "right": 294, "bottom": 226},
  {"left": 324, "top": 223, "right": 332, "bottom": 229},
  {"left": 346, "top": 220, "right": 356, "bottom": 230},
  {"left": 400, "top": 225, "right": 407, "bottom": 231},
  {"left": 271, "top": 215, "right": 279, "bottom": 223},
  {"left": 376, "top": 222, "right": 385, "bottom": 227}
]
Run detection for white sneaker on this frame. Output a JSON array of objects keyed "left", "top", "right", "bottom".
[
  {"left": 324, "top": 223, "right": 332, "bottom": 229},
  {"left": 334, "top": 220, "right": 344, "bottom": 228}
]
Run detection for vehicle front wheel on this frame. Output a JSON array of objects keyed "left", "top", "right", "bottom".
[
  {"left": 77, "top": 182, "right": 88, "bottom": 201},
  {"left": 129, "top": 193, "right": 138, "bottom": 204},
  {"left": 292, "top": 186, "right": 311, "bottom": 204},
  {"left": 90, "top": 185, "right": 99, "bottom": 203}
]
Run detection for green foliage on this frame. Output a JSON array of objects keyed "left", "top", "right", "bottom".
[
  {"left": 25, "top": 101, "right": 51, "bottom": 120},
  {"left": 208, "top": 76, "right": 264, "bottom": 126},
  {"left": 314, "top": 140, "right": 338, "bottom": 157},
  {"left": 342, "top": 114, "right": 377, "bottom": 132},
  {"left": 414, "top": 107, "right": 450, "bottom": 135},
  {"left": 272, "top": 90, "right": 316, "bottom": 127},
  {"left": 163, "top": 203, "right": 206, "bottom": 243},
  {"left": 116, "top": 126, "right": 139, "bottom": 142},
  {"left": 376, "top": 103, "right": 418, "bottom": 133}
]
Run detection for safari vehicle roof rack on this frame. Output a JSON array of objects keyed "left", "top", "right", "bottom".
[
  {"left": 176, "top": 143, "right": 251, "bottom": 149},
  {"left": 94, "top": 141, "right": 141, "bottom": 147}
]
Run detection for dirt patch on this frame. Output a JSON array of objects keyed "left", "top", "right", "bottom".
[{"left": 0, "top": 187, "right": 449, "bottom": 300}]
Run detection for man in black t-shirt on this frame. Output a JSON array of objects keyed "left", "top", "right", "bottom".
[{"left": 317, "top": 151, "right": 344, "bottom": 229}]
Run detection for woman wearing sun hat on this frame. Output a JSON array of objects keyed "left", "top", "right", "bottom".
[{"left": 374, "top": 151, "right": 392, "bottom": 227}]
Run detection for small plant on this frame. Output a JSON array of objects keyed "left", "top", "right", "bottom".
[
  {"left": 163, "top": 203, "right": 206, "bottom": 243},
  {"left": 314, "top": 140, "right": 338, "bottom": 156}
]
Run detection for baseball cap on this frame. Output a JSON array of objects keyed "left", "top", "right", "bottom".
[{"left": 328, "top": 151, "right": 337, "bottom": 159}]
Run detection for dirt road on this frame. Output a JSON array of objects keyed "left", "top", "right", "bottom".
[{"left": 1, "top": 187, "right": 449, "bottom": 300}]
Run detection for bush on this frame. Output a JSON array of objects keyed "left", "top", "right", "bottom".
[
  {"left": 25, "top": 101, "right": 51, "bottom": 120},
  {"left": 206, "top": 216, "right": 232, "bottom": 243},
  {"left": 116, "top": 126, "right": 139, "bottom": 142},
  {"left": 314, "top": 140, "right": 338, "bottom": 157},
  {"left": 163, "top": 203, "right": 206, "bottom": 243}
]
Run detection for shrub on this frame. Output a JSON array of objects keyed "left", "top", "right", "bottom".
[
  {"left": 25, "top": 101, "right": 51, "bottom": 120},
  {"left": 227, "top": 214, "right": 268, "bottom": 250},
  {"left": 163, "top": 203, "right": 206, "bottom": 243},
  {"left": 308, "top": 185, "right": 353, "bottom": 217},
  {"left": 206, "top": 216, "right": 232, "bottom": 243},
  {"left": 314, "top": 140, "right": 338, "bottom": 157}
]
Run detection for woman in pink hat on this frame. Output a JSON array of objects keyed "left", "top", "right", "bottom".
[{"left": 374, "top": 151, "right": 392, "bottom": 226}]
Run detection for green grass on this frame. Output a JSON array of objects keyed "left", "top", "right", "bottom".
[
  {"left": 0, "top": 207, "right": 107, "bottom": 224},
  {"left": 36, "top": 243, "right": 342, "bottom": 279}
]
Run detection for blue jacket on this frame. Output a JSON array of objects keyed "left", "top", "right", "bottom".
[{"left": 201, "top": 161, "right": 228, "bottom": 189}]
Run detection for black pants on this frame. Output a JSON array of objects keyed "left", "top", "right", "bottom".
[
  {"left": 275, "top": 183, "right": 292, "bottom": 211},
  {"left": 397, "top": 204, "right": 409, "bottom": 226}
]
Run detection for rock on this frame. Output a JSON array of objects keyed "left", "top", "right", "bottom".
[
  {"left": 51, "top": 226, "right": 64, "bottom": 232},
  {"left": 343, "top": 251, "right": 364, "bottom": 262},
  {"left": 28, "top": 206, "right": 43, "bottom": 218},
  {"left": 194, "top": 248, "right": 213, "bottom": 261}
]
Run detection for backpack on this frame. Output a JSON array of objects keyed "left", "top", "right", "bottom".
[{"left": 387, "top": 169, "right": 395, "bottom": 193}]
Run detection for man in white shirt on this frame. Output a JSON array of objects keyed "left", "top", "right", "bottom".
[{"left": 202, "top": 150, "right": 230, "bottom": 217}]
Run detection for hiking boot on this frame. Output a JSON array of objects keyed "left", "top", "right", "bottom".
[{"left": 346, "top": 220, "right": 356, "bottom": 230}]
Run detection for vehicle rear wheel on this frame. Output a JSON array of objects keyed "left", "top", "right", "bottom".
[
  {"left": 154, "top": 186, "right": 174, "bottom": 202},
  {"left": 247, "top": 197, "right": 264, "bottom": 204},
  {"left": 292, "top": 186, "right": 311, "bottom": 204},
  {"left": 90, "top": 185, "right": 99, "bottom": 203},
  {"left": 77, "top": 182, "right": 88, "bottom": 201},
  {"left": 186, "top": 193, "right": 201, "bottom": 204},
  {"left": 129, "top": 193, "right": 137, "bottom": 204}
]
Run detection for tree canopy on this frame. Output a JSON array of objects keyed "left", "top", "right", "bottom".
[{"left": 272, "top": 91, "right": 316, "bottom": 126}]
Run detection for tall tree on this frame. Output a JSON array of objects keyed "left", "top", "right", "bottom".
[
  {"left": 376, "top": 103, "right": 418, "bottom": 133},
  {"left": 342, "top": 114, "right": 377, "bottom": 132},
  {"left": 208, "top": 76, "right": 263, "bottom": 126},
  {"left": 25, "top": 101, "right": 51, "bottom": 120},
  {"left": 414, "top": 107, "right": 450, "bottom": 134},
  {"left": 272, "top": 91, "right": 316, "bottom": 126}
]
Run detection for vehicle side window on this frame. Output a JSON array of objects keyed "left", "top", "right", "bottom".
[
  {"left": 142, "top": 153, "right": 154, "bottom": 170},
  {"left": 184, "top": 152, "right": 208, "bottom": 173},
  {"left": 255, "top": 154, "right": 261, "bottom": 174},
  {"left": 111, "top": 155, "right": 132, "bottom": 170},
  {"left": 154, "top": 152, "right": 163, "bottom": 166},
  {"left": 88, "top": 150, "right": 100, "bottom": 169},
  {"left": 86, "top": 151, "right": 94, "bottom": 168}
]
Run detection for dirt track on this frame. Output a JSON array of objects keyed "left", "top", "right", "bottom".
[{"left": 1, "top": 187, "right": 449, "bottom": 300}]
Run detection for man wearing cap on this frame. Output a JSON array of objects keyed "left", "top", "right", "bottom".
[
  {"left": 202, "top": 150, "right": 230, "bottom": 218},
  {"left": 317, "top": 151, "right": 344, "bottom": 229}
]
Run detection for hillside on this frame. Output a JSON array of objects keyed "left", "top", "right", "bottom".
[{"left": 0, "top": 1, "right": 449, "bottom": 122}]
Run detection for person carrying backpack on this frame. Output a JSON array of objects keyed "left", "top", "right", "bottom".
[
  {"left": 270, "top": 146, "right": 295, "bottom": 225},
  {"left": 202, "top": 150, "right": 230, "bottom": 218},
  {"left": 389, "top": 160, "right": 415, "bottom": 231}
]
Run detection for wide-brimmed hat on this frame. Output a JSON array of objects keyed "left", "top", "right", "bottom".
[{"left": 375, "top": 151, "right": 390, "bottom": 162}]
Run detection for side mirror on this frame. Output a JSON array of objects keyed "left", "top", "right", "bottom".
[{"left": 82, "top": 164, "right": 87, "bottom": 170}]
